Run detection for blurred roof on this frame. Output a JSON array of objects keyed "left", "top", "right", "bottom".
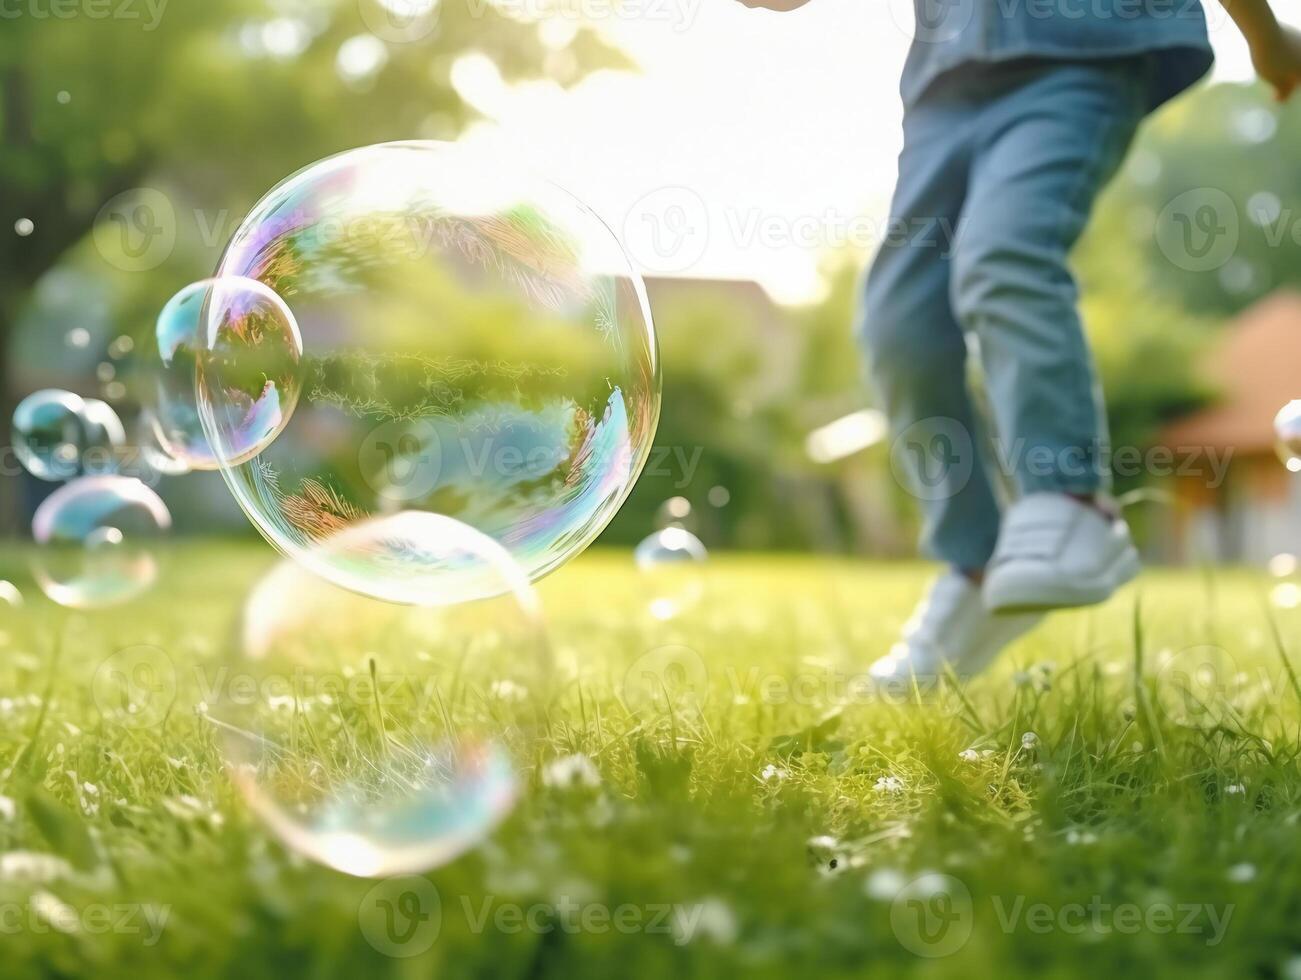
[{"left": 1160, "top": 290, "right": 1301, "bottom": 454}]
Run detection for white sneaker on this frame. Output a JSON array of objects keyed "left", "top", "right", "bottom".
[
  {"left": 983, "top": 493, "right": 1140, "bottom": 614},
  {"left": 868, "top": 570, "right": 1043, "bottom": 687}
]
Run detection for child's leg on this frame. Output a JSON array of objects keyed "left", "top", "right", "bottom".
[
  {"left": 949, "top": 59, "right": 1149, "bottom": 497},
  {"left": 860, "top": 93, "right": 1001, "bottom": 572}
]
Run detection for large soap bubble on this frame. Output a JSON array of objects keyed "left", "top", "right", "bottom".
[
  {"left": 200, "top": 141, "right": 659, "bottom": 603},
  {"left": 212, "top": 515, "right": 546, "bottom": 877}
]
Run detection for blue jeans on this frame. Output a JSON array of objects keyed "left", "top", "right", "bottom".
[{"left": 859, "top": 57, "right": 1150, "bottom": 571}]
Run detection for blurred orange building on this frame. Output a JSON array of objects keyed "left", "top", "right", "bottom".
[{"left": 1159, "top": 290, "right": 1301, "bottom": 564}]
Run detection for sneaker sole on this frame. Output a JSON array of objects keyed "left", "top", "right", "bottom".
[{"left": 984, "top": 547, "right": 1142, "bottom": 615}]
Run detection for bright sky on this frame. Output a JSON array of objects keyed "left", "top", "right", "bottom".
[{"left": 454, "top": 0, "right": 1298, "bottom": 305}]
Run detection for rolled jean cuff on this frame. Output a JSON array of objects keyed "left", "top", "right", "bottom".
[{"left": 925, "top": 528, "right": 999, "bottom": 572}]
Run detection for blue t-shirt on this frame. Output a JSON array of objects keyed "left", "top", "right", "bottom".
[{"left": 901, "top": 0, "right": 1215, "bottom": 108}]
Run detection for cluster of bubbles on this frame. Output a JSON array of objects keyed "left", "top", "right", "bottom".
[
  {"left": 11, "top": 389, "right": 172, "bottom": 609},
  {"left": 9, "top": 140, "right": 660, "bottom": 877}
]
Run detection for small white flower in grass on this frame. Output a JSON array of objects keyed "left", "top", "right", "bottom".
[
  {"left": 1281, "top": 955, "right": 1301, "bottom": 980},
  {"left": 31, "top": 891, "right": 79, "bottom": 934},
  {"left": 0, "top": 852, "right": 75, "bottom": 884},
  {"left": 1065, "top": 828, "right": 1098, "bottom": 846},
  {"left": 874, "top": 775, "right": 904, "bottom": 794},
  {"left": 760, "top": 764, "right": 788, "bottom": 783},
  {"left": 489, "top": 679, "right": 528, "bottom": 702},
  {"left": 1227, "top": 862, "right": 1257, "bottom": 883},
  {"left": 958, "top": 749, "right": 980, "bottom": 763},
  {"left": 864, "top": 867, "right": 906, "bottom": 901},
  {"left": 807, "top": 835, "right": 845, "bottom": 874},
  {"left": 672, "top": 897, "right": 738, "bottom": 946},
  {"left": 1225, "top": 783, "right": 1246, "bottom": 796},
  {"left": 1020, "top": 731, "right": 1039, "bottom": 750},
  {"left": 162, "top": 795, "right": 218, "bottom": 825},
  {"left": 542, "top": 753, "right": 601, "bottom": 790}
]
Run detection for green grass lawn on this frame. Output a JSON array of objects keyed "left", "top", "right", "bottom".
[{"left": 1, "top": 543, "right": 1300, "bottom": 979}]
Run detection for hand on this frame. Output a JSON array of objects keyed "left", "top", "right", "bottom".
[
  {"left": 735, "top": 0, "right": 815, "bottom": 10},
  {"left": 1251, "top": 24, "right": 1301, "bottom": 101}
]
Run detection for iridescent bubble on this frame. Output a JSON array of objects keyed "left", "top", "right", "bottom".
[
  {"left": 135, "top": 411, "right": 190, "bottom": 478},
  {"left": 213, "top": 516, "right": 544, "bottom": 877},
  {"left": 1275, "top": 401, "right": 1301, "bottom": 473},
  {"left": 149, "top": 277, "right": 303, "bottom": 470},
  {"left": 80, "top": 398, "right": 126, "bottom": 475},
  {"left": 30, "top": 475, "right": 172, "bottom": 608},
  {"left": 634, "top": 526, "right": 708, "bottom": 621},
  {"left": 203, "top": 141, "right": 659, "bottom": 604},
  {"left": 12, "top": 389, "right": 89, "bottom": 481},
  {"left": 0, "top": 581, "right": 22, "bottom": 608}
]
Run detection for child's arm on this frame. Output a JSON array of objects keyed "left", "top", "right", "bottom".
[
  {"left": 734, "top": 0, "right": 814, "bottom": 10},
  {"left": 1223, "top": 0, "right": 1301, "bottom": 100}
]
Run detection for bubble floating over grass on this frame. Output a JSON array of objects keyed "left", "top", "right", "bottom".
[
  {"left": 634, "top": 526, "right": 708, "bottom": 621},
  {"left": 30, "top": 475, "right": 172, "bottom": 609},
  {"left": 147, "top": 277, "right": 303, "bottom": 471},
  {"left": 204, "top": 140, "right": 659, "bottom": 603},
  {"left": 213, "top": 515, "right": 546, "bottom": 877}
]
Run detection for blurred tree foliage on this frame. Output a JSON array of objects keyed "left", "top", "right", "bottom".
[
  {"left": 1079, "top": 81, "right": 1301, "bottom": 464},
  {"left": 0, "top": 0, "right": 626, "bottom": 529}
]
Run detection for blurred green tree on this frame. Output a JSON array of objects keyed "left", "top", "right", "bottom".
[{"left": 0, "top": 0, "right": 626, "bottom": 529}]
